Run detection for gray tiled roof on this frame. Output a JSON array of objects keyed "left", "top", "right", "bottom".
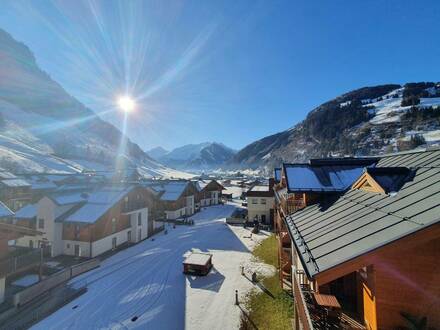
[{"left": 285, "top": 149, "right": 440, "bottom": 278}]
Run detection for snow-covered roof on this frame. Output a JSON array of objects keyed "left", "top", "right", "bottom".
[
  {"left": 249, "top": 185, "right": 269, "bottom": 192},
  {"left": 145, "top": 181, "right": 190, "bottom": 201},
  {"left": 15, "top": 204, "right": 37, "bottom": 219},
  {"left": 1, "top": 178, "right": 31, "bottom": 187},
  {"left": 160, "top": 182, "right": 189, "bottom": 201},
  {"left": 63, "top": 186, "right": 134, "bottom": 223},
  {"left": 195, "top": 180, "right": 209, "bottom": 191},
  {"left": 0, "top": 201, "right": 14, "bottom": 217},
  {"left": 183, "top": 252, "right": 212, "bottom": 266}
]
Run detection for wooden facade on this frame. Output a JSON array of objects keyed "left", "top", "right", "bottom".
[
  {"left": 62, "top": 186, "right": 157, "bottom": 242},
  {"left": 274, "top": 152, "right": 440, "bottom": 330},
  {"left": 196, "top": 180, "right": 224, "bottom": 204}
]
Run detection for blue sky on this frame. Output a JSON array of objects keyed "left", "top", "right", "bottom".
[{"left": 0, "top": 0, "right": 439, "bottom": 151}]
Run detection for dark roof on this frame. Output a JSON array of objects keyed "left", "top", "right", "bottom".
[
  {"left": 309, "top": 157, "right": 378, "bottom": 166},
  {"left": 283, "top": 163, "right": 372, "bottom": 192},
  {"left": 365, "top": 167, "right": 413, "bottom": 193},
  {"left": 274, "top": 168, "right": 281, "bottom": 182},
  {"left": 285, "top": 149, "right": 440, "bottom": 279}
]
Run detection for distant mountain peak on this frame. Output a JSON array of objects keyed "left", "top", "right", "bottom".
[
  {"left": 146, "top": 146, "right": 169, "bottom": 160},
  {"left": 158, "top": 142, "right": 236, "bottom": 171}
]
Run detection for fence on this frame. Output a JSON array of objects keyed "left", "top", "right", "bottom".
[
  {"left": 0, "top": 249, "right": 41, "bottom": 278},
  {"left": 11, "top": 258, "right": 99, "bottom": 307}
]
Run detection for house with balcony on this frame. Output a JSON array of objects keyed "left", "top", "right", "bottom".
[
  {"left": 195, "top": 180, "right": 224, "bottom": 209},
  {"left": 8, "top": 185, "right": 160, "bottom": 258},
  {"left": 275, "top": 149, "right": 440, "bottom": 329},
  {"left": 0, "top": 222, "right": 42, "bottom": 304},
  {"left": 0, "top": 178, "right": 32, "bottom": 211},
  {"left": 274, "top": 157, "right": 378, "bottom": 292},
  {"left": 147, "top": 180, "right": 198, "bottom": 220}
]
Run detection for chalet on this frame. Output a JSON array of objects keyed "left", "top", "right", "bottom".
[
  {"left": 246, "top": 182, "right": 275, "bottom": 226},
  {"left": 0, "top": 178, "right": 31, "bottom": 211},
  {"left": 147, "top": 180, "right": 198, "bottom": 220},
  {"left": 274, "top": 150, "right": 440, "bottom": 329},
  {"left": 0, "top": 222, "right": 42, "bottom": 304},
  {"left": 195, "top": 180, "right": 224, "bottom": 210},
  {"left": 8, "top": 185, "right": 161, "bottom": 258}
]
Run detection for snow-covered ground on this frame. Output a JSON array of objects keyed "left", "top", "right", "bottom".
[{"left": 32, "top": 204, "right": 270, "bottom": 330}]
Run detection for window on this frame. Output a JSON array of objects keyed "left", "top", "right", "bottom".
[
  {"left": 75, "top": 225, "right": 80, "bottom": 239},
  {"left": 66, "top": 243, "right": 70, "bottom": 249},
  {"left": 112, "top": 218, "right": 116, "bottom": 233},
  {"left": 38, "top": 218, "right": 44, "bottom": 229},
  {"left": 252, "top": 198, "right": 258, "bottom": 204},
  {"left": 260, "top": 199, "right": 266, "bottom": 205},
  {"left": 29, "top": 240, "right": 34, "bottom": 248},
  {"left": 138, "top": 213, "right": 142, "bottom": 226}
]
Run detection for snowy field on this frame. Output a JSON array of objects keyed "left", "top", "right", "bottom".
[{"left": 33, "top": 204, "right": 271, "bottom": 330}]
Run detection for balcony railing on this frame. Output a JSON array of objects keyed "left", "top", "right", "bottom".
[
  {"left": 293, "top": 270, "right": 366, "bottom": 330},
  {"left": 121, "top": 202, "right": 146, "bottom": 214},
  {"left": 280, "top": 198, "right": 305, "bottom": 215}
]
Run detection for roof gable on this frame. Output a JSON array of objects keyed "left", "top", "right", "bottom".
[{"left": 285, "top": 150, "right": 440, "bottom": 279}]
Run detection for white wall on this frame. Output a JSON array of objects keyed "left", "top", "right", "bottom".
[
  {"left": 165, "top": 207, "right": 186, "bottom": 220},
  {"left": 91, "top": 228, "right": 131, "bottom": 257},
  {"left": 247, "top": 196, "right": 274, "bottom": 223},
  {"left": 211, "top": 191, "right": 219, "bottom": 204},
  {"left": 63, "top": 240, "right": 91, "bottom": 257},
  {"left": 185, "top": 195, "right": 194, "bottom": 215},
  {"left": 15, "top": 234, "right": 44, "bottom": 249},
  {"left": 129, "top": 208, "right": 149, "bottom": 242}
]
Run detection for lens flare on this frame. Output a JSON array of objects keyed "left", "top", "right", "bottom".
[{"left": 117, "top": 95, "right": 135, "bottom": 112}]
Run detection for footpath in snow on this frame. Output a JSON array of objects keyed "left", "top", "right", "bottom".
[{"left": 32, "top": 204, "right": 272, "bottom": 330}]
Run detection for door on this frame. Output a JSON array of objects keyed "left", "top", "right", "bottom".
[
  {"left": 127, "top": 230, "right": 132, "bottom": 242},
  {"left": 112, "top": 237, "right": 117, "bottom": 250},
  {"left": 74, "top": 244, "right": 80, "bottom": 256},
  {"left": 261, "top": 215, "right": 266, "bottom": 224},
  {"left": 138, "top": 228, "right": 142, "bottom": 241}
]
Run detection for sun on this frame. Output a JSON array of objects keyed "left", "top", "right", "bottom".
[{"left": 117, "top": 95, "right": 136, "bottom": 112}]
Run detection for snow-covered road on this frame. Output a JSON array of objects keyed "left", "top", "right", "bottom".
[{"left": 33, "top": 204, "right": 266, "bottom": 330}]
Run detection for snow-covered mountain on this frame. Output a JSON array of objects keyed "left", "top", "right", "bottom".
[
  {"left": 157, "top": 142, "right": 236, "bottom": 171},
  {"left": 146, "top": 147, "right": 169, "bottom": 160},
  {"left": 232, "top": 83, "right": 440, "bottom": 169},
  {"left": 0, "top": 29, "right": 192, "bottom": 179}
]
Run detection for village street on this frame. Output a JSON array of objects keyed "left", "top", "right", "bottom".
[{"left": 32, "top": 204, "right": 269, "bottom": 330}]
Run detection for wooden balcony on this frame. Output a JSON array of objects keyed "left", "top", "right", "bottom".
[
  {"left": 280, "top": 198, "right": 305, "bottom": 216},
  {"left": 121, "top": 202, "right": 146, "bottom": 214},
  {"left": 293, "top": 271, "right": 366, "bottom": 330}
]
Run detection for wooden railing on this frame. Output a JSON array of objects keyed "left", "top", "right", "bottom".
[
  {"left": 280, "top": 198, "right": 305, "bottom": 216},
  {"left": 293, "top": 270, "right": 314, "bottom": 330},
  {"left": 121, "top": 202, "right": 146, "bottom": 213}
]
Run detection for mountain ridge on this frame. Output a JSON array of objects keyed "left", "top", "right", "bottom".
[
  {"left": 231, "top": 82, "right": 440, "bottom": 169},
  {"left": 0, "top": 28, "right": 191, "bottom": 178},
  {"left": 155, "top": 142, "right": 236, "bottom": 171}
]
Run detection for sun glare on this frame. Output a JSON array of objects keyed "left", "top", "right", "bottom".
[{"left": 117, "top": 95, "right": 136, "bottom": 112}]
